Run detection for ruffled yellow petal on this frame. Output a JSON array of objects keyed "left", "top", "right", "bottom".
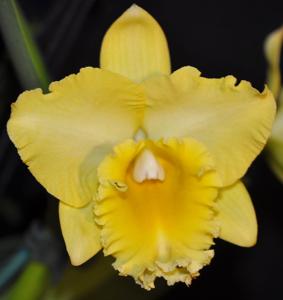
[
  {"left": 59, "top": 201, "right": 101, "bottom": 265},
  {"left": 100, "top": 5, "right": 171, "bottom": 82},
  {"left": 94, "top": 138, "right": 221, "bottom": 289},
  {"left": 264, "top": 25, "right": 283, "bottom": 99},
  {"left": 7, "top": 67, "right": 145, "bottom": 207},
  {"left": 216, "top": 181, "right": 257, "bottom": 247},
  {"left": 142, "top": 67, "right": 276, "bottom": 185}
]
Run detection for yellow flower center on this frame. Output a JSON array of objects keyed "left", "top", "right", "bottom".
[{"left": 95, "top": 137, "right": 222, "bottom": 289}]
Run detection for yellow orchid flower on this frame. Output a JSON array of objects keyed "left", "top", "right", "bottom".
[
  {"left": 264, "top": 25, "right": 283, "bottom": 180},
  {"left": 7, "top": 5, "right": 275, "bottom": 290}
]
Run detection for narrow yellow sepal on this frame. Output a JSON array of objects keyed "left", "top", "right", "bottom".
[
  {"left": 59, "top": 201, "right": 101, "bottom": 266},
  {"left": 216, "top": 181, "right": 257, "bottom": 247},
  {"left": 100, "top": 5, "right": 171, "bottom": 82},
  {"left": 264, "top": 25, "right": 283, "bottom": 99},
  {"left": 264, "top": 25, "right": 283, "bottom": 182}
]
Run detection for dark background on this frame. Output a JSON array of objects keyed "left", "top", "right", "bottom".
[{"left": 1, "top": 0, "right": 283, "bottom": 299}]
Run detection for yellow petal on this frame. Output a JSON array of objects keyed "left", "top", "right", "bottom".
[
  {"left": 266, "top": 111, "right": 283, "bottom": 181},
  {"left": 95, "top": 138, "right": 221, "bottom": 289},
  {"left": 100, "top": 5, "right": 171, "bottom": 82},
  {"left": 59, "top": 201, "right": 101, "bottom": 265},
  {"left": 142, "top": 67, "right": 276, "bottom": 185},
  {"left": 264, "top": 25, "right": 283, "bottom": 99},
  {"left": 7, "top": 67, "right": 145, "bottom": 207},
  {"left": 264, "top": 26, "right": 283, "bottom": 181},
  {"left": 216, "top": 181, "right": 257, "bottom": 247}
]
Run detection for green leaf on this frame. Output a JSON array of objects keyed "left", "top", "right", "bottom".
[
  {"left": 0, "top": 0, "right": 50, "bottom": 91},
  {"left": 3, "top": 261, "right": 50, "bottom": 300}
]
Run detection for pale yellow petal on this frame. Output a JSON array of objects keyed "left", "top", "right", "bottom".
[
  {"left": 142, "top": 67, "right": 276, "bottom": 185},
  {"left": 8, "top": 67, "right": 145, "bottom": 207},
  {"left": 59, "top": 201, "right": 101, "bottom": 265},
  {"left": 267, "top": 108, "right": 283, "bottom": 182},
  {"left": 264, "top": 25, "right": 283, "bottom": 98},
  {"left": 100, "top": 5, "right": 171, "bottom": 82},
  {"left": 264, "top": 26, "right": 283, "bottom": 181},
  {"left": 95, "top": 138, "right": 221, "bottom": 289},
  {"left": 216, "top": 181, "right": 257, "bottom": 247}
]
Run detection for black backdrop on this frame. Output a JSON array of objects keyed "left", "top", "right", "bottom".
[{"left": 1, "top": 0, "right": 283, "bottom": 299}]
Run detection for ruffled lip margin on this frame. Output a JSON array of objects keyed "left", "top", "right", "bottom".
[{"left": 113, "top": 249, "right": 215, "bottom": 290}]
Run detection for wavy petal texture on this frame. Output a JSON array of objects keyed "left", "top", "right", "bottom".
[
  {"left": 95, "top": 138, "right": 221, "bottom": 289},
  {"left": 7, "top": 67, "right": 145, "bottom": 207},
  {"left": 59, "top": 202, "right": 101, "bottom": 265},
  {"left": 100, "top": 5, "right": 171, "bottom": 82},
  {"left": 216, "top": 181, "right": 257, "bottom": 247},
  {"left": 142, "top": 67, "right": 276, "bottom": 185}
]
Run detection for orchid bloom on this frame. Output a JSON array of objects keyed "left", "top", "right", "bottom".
[
  {"left": 7, "top": 5, "right": 275, "bottom": 289},
  {"left": 264, "top": 26, "right": 283, "bottom": 180}
]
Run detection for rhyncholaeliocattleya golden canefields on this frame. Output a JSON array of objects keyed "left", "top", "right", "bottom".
[{"left": 7, "top": 5, "right": 276, "bottom": 290}]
